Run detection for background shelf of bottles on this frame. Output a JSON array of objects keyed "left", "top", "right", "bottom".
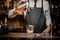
[
  {"left": 0, "top": 0, "right": 60, "bottom": 35},
  {"left": 0, "top": 0, "right": 24, "bottom": 33}
]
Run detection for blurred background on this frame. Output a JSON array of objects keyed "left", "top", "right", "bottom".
[
  {"left": 50, "top": 0, "right": 60, "bottom": 36},
  {"left": 0, "top": 0, "right": 60, "bottom": 36}
]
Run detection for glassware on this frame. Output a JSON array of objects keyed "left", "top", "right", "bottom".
[{"left": 26, "top": 25, "right": 34, "bottom": 34}]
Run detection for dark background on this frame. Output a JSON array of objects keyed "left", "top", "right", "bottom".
[{"left": 0, "top": 0, "right": 60, "bottom": 36}]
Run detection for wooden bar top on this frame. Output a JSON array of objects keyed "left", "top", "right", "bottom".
[{"left": 0, "top": 32, "right": 60, "bottom": 39}]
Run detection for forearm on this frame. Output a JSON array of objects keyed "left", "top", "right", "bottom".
[
  {"left": 43, "top": 0, "right": 51, "bottom": 33},
  {"left": 46, "top": 24, "right": 51, "bottom": 30}
]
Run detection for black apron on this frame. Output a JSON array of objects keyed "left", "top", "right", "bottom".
[{"left": 25, "top": 0, "right": 46, "bottom": 33}]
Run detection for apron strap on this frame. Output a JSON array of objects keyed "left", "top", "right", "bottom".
[{"left": 34, "top": 0, "right": 37, "bottom": 8}]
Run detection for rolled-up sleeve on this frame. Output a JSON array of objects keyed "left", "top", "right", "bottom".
[{"left": 43, "top": 0, "right": 51, "bottom": 26}]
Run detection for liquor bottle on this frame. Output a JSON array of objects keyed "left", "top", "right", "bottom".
[
  {"left": 3, "top": 17, "right": 8, "bottom": 35},
  {"left": 0, "top": 21, "right": 3, "bottom": 35}
]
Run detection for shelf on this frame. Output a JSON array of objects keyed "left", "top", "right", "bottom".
[{"left": 0, "top": 10, "right": 7, "bottom": 15}]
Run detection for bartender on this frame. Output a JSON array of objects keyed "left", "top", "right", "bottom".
[
  {"left": 8, "top": 0, "right": 51, "bottom": 33},
  {"left": 24, "top": 0, "right": 51, "bottom": 33}
]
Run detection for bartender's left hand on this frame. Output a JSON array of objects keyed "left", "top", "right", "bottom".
[{"left": 42, "top": 25, "right": 51, "bottom": 33}]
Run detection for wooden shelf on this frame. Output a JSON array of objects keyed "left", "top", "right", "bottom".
[
  {"left": 0, "top": 10, "right": 8, "bottom": 15},
  {"left": 0, "top": 32, "right": 60, "bottom": 39}
]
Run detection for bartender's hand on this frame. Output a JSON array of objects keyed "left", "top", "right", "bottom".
[{"left": 42, "top": 25, "right": 51, "bottom": 33}]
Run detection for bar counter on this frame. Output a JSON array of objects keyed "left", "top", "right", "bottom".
[{"left": 0, "top": 32, "right": 60, "bottom": 39}]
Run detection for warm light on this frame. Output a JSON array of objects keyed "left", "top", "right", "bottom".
[
  {"left": 5, "top": 0, "right": 11, "bottom": 8},
  {"left": 13, "top": 1, "right": 17, "bottom": 9},
  {"left": 55, "top": 5, "right": 58, "bottom": 8},
  {"left": 5, "top": 17, "right": 7, "bottom": 24},
  {"left": 52, "top": 5, "right": 54, "bottom": 8}
]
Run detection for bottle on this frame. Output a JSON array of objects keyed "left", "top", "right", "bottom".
[
  {"left": 13, "top": 1, "right": 17, "bottom": 9},
  {"left": 0, "top": 21, "right": 2, "bottom": 34},
  {"left": 3, "top": 17, "right": 8, "bottom": 35},
  {"left": 0, "top": 20, "right": 3, "bottom": 35}
]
